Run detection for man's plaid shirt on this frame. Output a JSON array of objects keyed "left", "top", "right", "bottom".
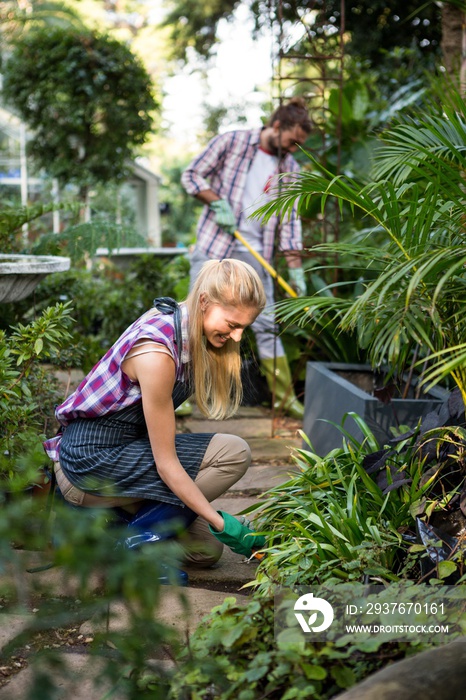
[{"left": 181, "top": 127, "right": 302, "bottom": 264}]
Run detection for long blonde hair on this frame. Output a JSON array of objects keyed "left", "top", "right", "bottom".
[{"left": 185, "top": 259, "right": 266, "bottom": 419}]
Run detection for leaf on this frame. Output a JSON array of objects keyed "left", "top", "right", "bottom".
[
  {"left": 244, "top": 665, "right": 269, "bottom": 682},
  {"left": 382, "top": 478, "right": 412, "bottom": 494},
  {"left": 222, "top": 624, "right": 258, "bottom": 648},
  {"left": 331, "top": 665, "right": 356, "bottom": 689},
  {"left": 438, "top": 560, "right": 457, "bottom": 580},
  {"left": 373, "top": 383, "right": 396, "bottom": 405},
  {"left": 408, "top": 544, "right": 426, "bottom": 553},
  {"left": 302, "top": 664, "right": 327, "bottom": 680},
  {"left": 362, "top": 449, "right": 391, "bottom": 475},
  {"left": 34, "top": 338, "right": 44, "bottom": 355}
]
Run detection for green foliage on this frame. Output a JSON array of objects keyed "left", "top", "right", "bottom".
[
  {"left": 31, "top": 218, "right": 148, "bottom": 264},
  {"left": 160, "top": 0, "right": 441, "bottom": 67},
  {"left": 316, "top": 0, "right": 441, "bottom": 67},
  {"left": 0, "top": 201, "right": 79, "bottom": 251},
  {"left": 2, "top": 25, "right": 158, "bottom": 193},
  {"left": 166, "top": 594, "right": 424, "bottom": 700},
  {"left": 161, "top": 0, "right": 239, "bottom": 61},
  {"left": 0, "top": 0, "right": 86, "bottom": 41},
  {"left": 257, "top": 87, "right": 466, "bottom": 404},
  {"left": 0, "top": 303, "right": 73, "bottom": 490},
  {"left": 247, "top": 418, "right": 431, "bottom": 593},
  {"left": 245, "top": 389, "right": 466, "bottom": 593}
]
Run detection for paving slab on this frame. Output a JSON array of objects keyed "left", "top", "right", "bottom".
[
  {"left": 80, "top": 587, "right": 249, "bottom": 638},
  {"left": 228, "top": 462, "right": 300, "bottom": 494},
  {"left": 184, "top": 416, "right": 273, "bottom": 438},
  {"left": 0, "top": 652, "right": 128, "bottom": 700},
  {"left": 2, "top": 551, "right": 104, "bottom": 599},
  {"left": 0, "top": 614, "right": 32, "bottom": 652},
  {"left": 249, "top": 436, "right": 301, "bottom": 463},
  {"left": 185, "top": 547, "right": 260, "bottom": 589}
]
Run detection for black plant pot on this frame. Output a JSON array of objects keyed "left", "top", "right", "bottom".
[{"left": 303, "top": 362, "right": 449, "bottom": 455}]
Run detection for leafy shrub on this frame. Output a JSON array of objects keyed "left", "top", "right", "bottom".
[
  {"left": 0, "top": 303, "right": 73, "bottom": 491},
  {"left": 248, "top": 390, "right": 466, "bottom": 593},
  {"left": 166, "top": 595, "right": 426, "bottom": 700},
  {"left": 2, "top": 25, "right": 157, "bottom": 192},
  {"left": 247, "top": 415, "right": 441, "bottom": 593}
]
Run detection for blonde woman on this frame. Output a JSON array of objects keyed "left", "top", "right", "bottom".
[{"left": 44, "top": 259, "right": 267, "bottom": 575}]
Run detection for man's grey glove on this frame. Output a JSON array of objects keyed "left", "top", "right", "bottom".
[
  {"left": 210, "top": 199, "right": 237, "bottom": 235},
  {"left": 208, "top": 510, "right": 265, "bottom": 557},
  {"left": 289, "top": 267, "right": 306, "bottom": 296}
]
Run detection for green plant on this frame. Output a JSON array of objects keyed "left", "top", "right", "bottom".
[
  {"left": 256, "top": 86, "right": 466, "bottom": 407},
  {"left": 247, "top": 422, "right": 415, "bottom": 593},
  {"left": 31, "top": 218, "right": 148, "bottom": 264},
  {"left": 0, "top": 201, "right": 78, "bottom": 252},
  {"left": 245, "top": 387, "right": 466, "bottom": 595},
  {"left": 2, "top": 25, "right": 158, "bottom": 201},
  {"left": 166, "top": 594, "right": 432, "bottom": 700},
  {"left": 0, "top": 303, "right": 73, "bottom": 491}
]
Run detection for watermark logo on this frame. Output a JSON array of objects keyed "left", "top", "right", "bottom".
[{"left": 293, "top": 592, "right": 334, "bottom": 633}]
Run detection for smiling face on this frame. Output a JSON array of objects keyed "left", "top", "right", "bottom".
[{"left": 201, "top": 297, "right": 258, "bottom": 348}]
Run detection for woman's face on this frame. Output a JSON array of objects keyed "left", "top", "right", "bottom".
[{"left": 201, "top": 298, "right": 258, "bottom": 348}]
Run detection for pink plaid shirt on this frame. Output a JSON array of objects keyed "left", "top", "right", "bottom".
[
  {"left": 181, "top": 128, "right": 302, "bottom": 263},
  {"left": 43, "top": 305, "right": 190, "bottom": 461}
]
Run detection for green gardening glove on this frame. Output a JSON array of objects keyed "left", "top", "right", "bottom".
[
  {"left": 210, "top": 199, "right": 237, "bottom": 235},
  {"left": 209, "top": 511, "right": 266, "bottom": 557},
  {"left": 288, "top": 267, "right": 307, "bottom": 296}
]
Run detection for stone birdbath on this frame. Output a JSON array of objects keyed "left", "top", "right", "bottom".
[{"left": 0, "top": 254, "right": 71, "bottom": 303}]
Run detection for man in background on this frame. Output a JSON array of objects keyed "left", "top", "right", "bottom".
[{"left": 181, "top": 97, "right": 311, "bottom": 419}]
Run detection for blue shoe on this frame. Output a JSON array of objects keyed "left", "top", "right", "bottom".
[{"left": 123, "top": 501, "right": 198, "bottom": 585}]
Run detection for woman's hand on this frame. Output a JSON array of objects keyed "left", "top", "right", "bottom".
[{"left": 209, "top": 511, "right": 266, "bottom": 557}]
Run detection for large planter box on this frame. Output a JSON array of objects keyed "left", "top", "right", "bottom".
[{"left": 303, "top": 362, "right": 449, "bottom": 456}]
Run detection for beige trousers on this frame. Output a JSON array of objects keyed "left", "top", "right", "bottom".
[{"left": 54, "top": 433, "right": 251, "bottom": 567}]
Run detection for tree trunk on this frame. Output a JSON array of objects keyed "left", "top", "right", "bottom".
[{"left": 441, "top": 3, "right": 466, "bottom": 91}]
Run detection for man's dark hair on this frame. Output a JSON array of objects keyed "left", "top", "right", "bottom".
[{"left": 267, "top": 97, "right": 312, "bottom": 134}]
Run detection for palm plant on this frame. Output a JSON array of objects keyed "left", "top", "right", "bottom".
[{"left": 256, "top": 87, "right": 466, "bottom": 408}]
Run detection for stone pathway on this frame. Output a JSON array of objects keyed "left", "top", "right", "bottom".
[{"left": 0, "top": 406, "right": 302, "bottom": 699}]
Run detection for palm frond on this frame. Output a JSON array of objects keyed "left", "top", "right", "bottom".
[{"left": 262, "top": 90, "right": 466, "bottom": 403}]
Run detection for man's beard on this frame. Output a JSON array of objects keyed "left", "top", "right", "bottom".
[{"left": 266, "top": 135, "right": 287, "bottom": 157}]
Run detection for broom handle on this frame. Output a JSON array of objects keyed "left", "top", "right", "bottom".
[{"left": 233, "top": 230, "right": 298, "bottom": 299}]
